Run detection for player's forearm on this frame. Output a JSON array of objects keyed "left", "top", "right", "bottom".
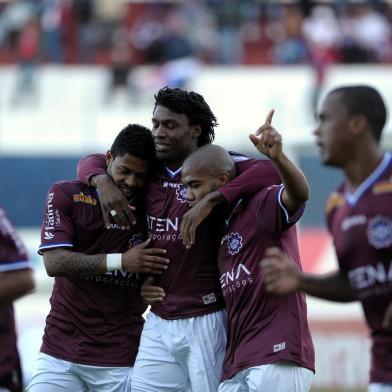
[
  {"left": 0, "top": 269, "right": 35, "bottom": 307},
  {"left": 271, "top": 153, "right": 309, "bottom": 211},
  {"left": 90, "top": 173, "right": 111, "bottom": 188},
  {"left": 43, "top": 249, "right": 108, "bottom": 277},
  {"left": 298, "top": 271, "right": 357, "bottom": 302}
]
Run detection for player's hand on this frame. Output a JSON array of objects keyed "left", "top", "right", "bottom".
[
  {"left": 382, "top": 301, "right": 392, "bottom": 329},
  {"left": 140, "top": 276, "right": 166, "bottom": 305},
  {"left": 180, "top": 193, "right": 216, "bottom": 249},
  {"left": 122, "top": 239, "right": 169, "bottom": 274},
  {"left": 94, "top": 174, "right": 137, "bottom": 229},
  {"left": 260, "top": 247, "right": 300, "bottom": 295},
  {"left": 249, "top": 110, "right": 283, "bottom": 161}
]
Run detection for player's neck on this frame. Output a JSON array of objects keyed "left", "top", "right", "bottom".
[{"left": 344, "top": 147, "right": 384, "bottom": 192}]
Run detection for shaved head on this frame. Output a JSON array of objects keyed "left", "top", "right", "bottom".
[
  {"left": 182, "top": 145, "right": 237, "bottom": 206},
  {"left": 183, "top": 144, "right": 236, "bottom": 179}
]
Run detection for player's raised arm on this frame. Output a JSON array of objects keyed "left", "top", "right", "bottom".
[
  {"left": 260, "top": 247, "right": 357, "bottom": 302},
  {"left": 249, "top": 110, "right": 309, "bottom": 213}
]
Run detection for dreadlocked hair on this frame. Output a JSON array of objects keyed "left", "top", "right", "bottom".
[{"left": 154, "top": 86, "right": 218, "bottom": 146}]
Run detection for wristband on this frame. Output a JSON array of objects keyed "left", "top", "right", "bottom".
[{"left": 106, "top": 253, "right": 122, "bottom": 271}]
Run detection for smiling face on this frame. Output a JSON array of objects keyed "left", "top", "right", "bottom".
[
  {"left": 106, "top": 152, "right": 149, "bottom": 199},
  {"left": 314, "top": 92, "right": 355, "bottom": 167},
  {"left": 151, "top": 105, "right": 201, "bottom": 169}
]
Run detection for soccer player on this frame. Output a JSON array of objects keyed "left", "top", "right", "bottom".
[
  {"left": 77, "top": 87, "right": 282, "bottom": 391},
  {"left": 27, "top": 125, "right": 169, "bottom": 392},
  {"left": 260, "top": 85, "right": 392, "bottom": 392},
  {"left": 178, "top": 113, "right": 314, "bottom": 391},
  {"left": 0, "top": 208, "right": 35, "bottom": 392}
]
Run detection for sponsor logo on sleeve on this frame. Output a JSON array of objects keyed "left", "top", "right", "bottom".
[
  {"left": 44, "top": 192, "right": 55, "bottom": 236},
  {"left": 73, "top": 192, "right": 97, "bottom": 205},
  {"left": 325, "top": 192, "right": 344, "bottom": 215},
  {"left": 372, "top": 181, "right": 392, "bottom": 194},
  {"left": 367, "top": 215, "right": 392, "bottom": 249}
]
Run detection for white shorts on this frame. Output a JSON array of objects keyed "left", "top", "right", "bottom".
[
  {"left": 369, "top": 384, "right": 392, "bottom": 392},
  {"left": 131, "top": 310, "right": 227, "bottom": 392},
  {"left": 26, "top": 352, "right": 132, "bottom": 392},
  {"left": 218, "top": 361, "right": 314, "bottom": 392}
]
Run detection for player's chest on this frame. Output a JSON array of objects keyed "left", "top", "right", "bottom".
[
  {"left": 146, "top": 181, "right": 190, "bottom": 217},
  {"left": 218, "top": 218, "right": 265, "bottom": 290},
  {"left": 331, "top": 196, "right": 392, "bottom": 265},
  {"left": 72, "top": 206, "right": 145, "bottom": 250}
]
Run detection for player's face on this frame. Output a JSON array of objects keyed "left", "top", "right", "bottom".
[
  {"left": 314, "top": 92, "right": 353, "bottom": 167},
  {"left": 106, "top": 152, "right": 149, "bottom": 199},
  {"left": 152, "top": 105, "right": 201, "bottom": 169},
  {"left": 182, "top": 166, "right": 220, "bottom": 207}
]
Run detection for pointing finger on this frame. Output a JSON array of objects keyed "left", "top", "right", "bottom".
[{"left": 265, "top": 109, "right": 275, "bottom": 126}]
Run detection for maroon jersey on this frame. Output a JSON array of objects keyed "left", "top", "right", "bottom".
[
  {"left": 219, "top": 185, "right": 314, "bottom": 382},
  {"left": 0, "top": 207, "right": 31, "bottom": 390},
  {"left": 78, "top": 153, "right": 282, "bottom": 319},
  {"left": 39, "top": 181, "right": 147, "bottom": 367},
  {"left": 326, "top": 152, "right": 392, "bottom": 383}
]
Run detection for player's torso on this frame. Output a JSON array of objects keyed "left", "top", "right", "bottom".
[
  {"left": 0, "top": 209, "right": 24, "bottom": 377},
  {"left": 329, "top": 180, "right": 392, "bottom": 332},
  {"left": 219, "top": 198, "right": 313, "bottom": 379},
  {"left": 145, "top": 171, "right": 225, "bottom": 318},
  {"left": 41, "top": 182, "right": 147, "bottom": 365}
]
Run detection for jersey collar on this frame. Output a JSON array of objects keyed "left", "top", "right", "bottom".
[{"left": 345, "top": 152, "right": 392, "bottom": 206}]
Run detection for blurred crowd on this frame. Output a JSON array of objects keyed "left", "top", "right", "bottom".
[
  {"left": 0, "top": 0, "right": 392, "bottom": 66},
  {"left": 1, "top": 0, "right": 392, "bottom": 104}
]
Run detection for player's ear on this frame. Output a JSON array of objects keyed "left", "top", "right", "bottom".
[
  {"left": 191, "top": 125, "right": 202, "bottom": 140},
  {"left": 349, "top": 113, "right": 367, "bottom": 136},
  {"left": 218, "top": 172, "right": 230, "bottom": 186},
  {"left": 106, "top": 150, "right": 113, "bottom": 166}
]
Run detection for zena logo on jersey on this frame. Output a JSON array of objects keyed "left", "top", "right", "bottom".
[
  {"left": 367, "top": 215, "right": 392, "bottom": 249},
  {"left": 175, "top": 185, "right": 189, "bottom": 204},
  {"left": 222, "top": 232, "right": 243, "bottom": 255}
]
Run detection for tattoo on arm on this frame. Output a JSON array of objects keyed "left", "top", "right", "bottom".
[{"left": 44, "top": 249, "right": 106, "bottom": 277}]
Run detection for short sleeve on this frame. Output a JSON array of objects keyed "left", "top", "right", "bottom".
[
  {"left": 0, "top": 208, "right": 31, "bottom": 272},
  {"left": 39, "top": 183, "right": 75, "bottom": 254},
  {"left": 77, "top": 153, "right": 107, "bottom": 185},
  {"left": 253, "top": 185, "right": 305, "bottom": 233},
  {"left": 220, "top": 157, "right": 282, "bottom": 205}
]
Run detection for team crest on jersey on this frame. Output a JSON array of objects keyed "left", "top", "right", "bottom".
[
  {"left": 176, "top": 185, "right": 189, "bottom": 204},
  {"left": 226, "top": 232, "right": 243, "bottom": 255},
  {"left": 129, "top": 233, "right": 143, "bottom": 247},
  {"left": 367, "top": 215, "right": 392, "bottom": 249}
]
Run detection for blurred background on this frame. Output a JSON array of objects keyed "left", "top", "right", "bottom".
[{"left": 1, "top": 0, "right": 392, "bottom": 390}]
